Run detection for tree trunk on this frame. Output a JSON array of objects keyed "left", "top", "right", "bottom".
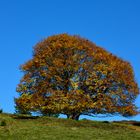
[{"left": 67, "top": 113, "right": 80, "bottom": 120}]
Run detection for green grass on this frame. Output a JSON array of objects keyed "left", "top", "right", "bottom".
[{"left": 0, "top": 113, "right": 140, "bottom": 140}]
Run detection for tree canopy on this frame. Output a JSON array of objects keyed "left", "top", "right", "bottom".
[{"left": 15, "top": 34, "right": 139, "bottom": 120}]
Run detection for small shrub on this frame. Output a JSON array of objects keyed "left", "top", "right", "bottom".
[
  {"left": 11, "top": 114, "right": 39, "bottom": 119},
  {"left": 102, "top": 121, "right": 110, "bottom": 123},
  {"left": 0, "top": 120, "right": 6, "bottom": 126},
  {"left": 133, "top": 122, "right": 140, "bottom": 126},
  {"left": 0, "top": 109, "right": 3, "bottom": 113}
]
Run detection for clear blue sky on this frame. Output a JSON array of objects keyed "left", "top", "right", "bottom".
[{"left": 0, "top": 0, "right": 140, "bottom": 121}]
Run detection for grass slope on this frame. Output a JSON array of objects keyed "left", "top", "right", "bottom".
[{"left": 0, "top": 113, "right": 140, "bottom": 140}]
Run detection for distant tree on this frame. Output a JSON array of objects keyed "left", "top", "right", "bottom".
[
  {"left": 0, "top": 109, "right": 3, "bottom": 113},
  {"left": 40, "top": 111, "right": 59, "bottom": 118},
  {"left": 15, "top": 34, "right": 139, "bottom": 120}
]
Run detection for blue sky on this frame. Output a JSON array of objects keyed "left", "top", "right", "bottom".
[{"left": 0, "top": 0, "right": 140, "bottom": 121}]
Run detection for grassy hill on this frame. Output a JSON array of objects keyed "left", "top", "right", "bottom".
[{"left": 0, "top": 113, "right": 140, "bottom": 140}]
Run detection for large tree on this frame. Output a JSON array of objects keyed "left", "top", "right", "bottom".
[{"left": 15, "top": 34, "right": 139, "bottom": 120}]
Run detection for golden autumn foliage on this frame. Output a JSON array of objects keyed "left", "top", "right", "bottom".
[{"left": 15, "top": 34, "right": 139, "bottom": 120}]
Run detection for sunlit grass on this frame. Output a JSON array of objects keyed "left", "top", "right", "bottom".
[{"left": 0, "top": 113, "right": 140, "bottom": 140}]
